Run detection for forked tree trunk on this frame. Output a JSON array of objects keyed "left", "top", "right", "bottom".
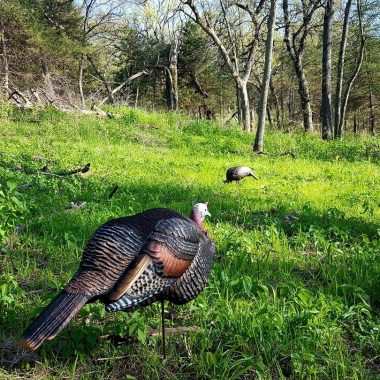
[
  {"left": 254, "top": 0, "right": 277, "bottom": 152},
  {"left": 185, "top": 0, "right": 264, "bottom": 132},
  {"left": 334, "top": 0, "right": 352, "bottom": 137},
  {"left": 321, "top": 0, "right": 334, "bottom": 140},
  {"left": 283, "top": 0, "right": 318, "bottom": 133}
]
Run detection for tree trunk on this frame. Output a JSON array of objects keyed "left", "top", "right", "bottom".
[
  {"left": 0, "top": 26, "right": 9, "bottom": 94},
  {"left": 166, "top": 38, "right": 179, "bottom": 110},
  {"left": 353, "top": 114, "right": 357, "bottom": 133},
  {"left": 321, "top": 0, "right": 334, "bottom": 140},
  {"left": 266, "top": 105, "right": 273, "bottom": 127},
  {"left": 237, "top": 81, "right": 251, "bottom": 132},
  {"left": 254, "top": 0, "right": 277, "bottom": 152},
  {"left": 368, "top": 83, "right": 375, "bottom": 135},
  {"left": 79, "top": 54, "right": 85, "bottom": 108},
  {"left": 334, "top": 0, "right": 352, "bottom": 138},
  {"left": 270, "top": 77, "right": 281, "bottom": 128},
  {"left": 135, "top": 86, "right": 139, "bottom": 108},
  {"left": 42, "top": 60, "right": 55, "bottom": 101},
  {"left": 282, "top": 0, "right": 318, "bottom": 133},
  {"left": 295, "top": 63, "right": 314, "bottom": 132},
  {"left": 236, "top": 82, "right": 243, "bottom": 123},
  {"left": 337, "top": 0, "right": 365, "bottom": 138}
]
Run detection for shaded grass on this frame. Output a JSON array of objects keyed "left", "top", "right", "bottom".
[{"left": 0, "top": 105, "right": 380, "bottom": 379}]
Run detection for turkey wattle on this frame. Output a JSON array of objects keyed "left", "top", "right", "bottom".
[{"left": 20, "top": 203, "right": 215, "bottom": 351}]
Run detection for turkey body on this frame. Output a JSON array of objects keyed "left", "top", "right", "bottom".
[
  {"left": 225, "top": 166, "right": 258, "bottom": 183},
  {"left": 20, "top": 208, "right": 215, "bottom": 350}
]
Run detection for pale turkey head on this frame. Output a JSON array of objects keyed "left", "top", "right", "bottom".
[{"left": 190, "top": 202, "right": 211, "bottom": 236}]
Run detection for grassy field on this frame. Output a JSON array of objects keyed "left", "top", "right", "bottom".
[{"left": 1, "top": 106, "right": 380, "bottom": 379}]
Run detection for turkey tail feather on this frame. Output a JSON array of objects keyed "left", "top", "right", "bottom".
[{"left": 19, "top": 292, "right": 90, "bottom": 351}]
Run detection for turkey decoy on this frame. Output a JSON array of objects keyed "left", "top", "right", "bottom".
[
  {"left": 225, "top": 166, "right": 258, "bottom": 183},
  {"left": 20, "top": 203, "right": 215, "bottom": 354}
]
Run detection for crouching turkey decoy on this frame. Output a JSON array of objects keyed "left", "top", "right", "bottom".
[
  {"left": 20, "top": 203, "right": 215, "bottom": 355},
  {"left": 225, "top": 166, "right": 258, "bottom": 183}
]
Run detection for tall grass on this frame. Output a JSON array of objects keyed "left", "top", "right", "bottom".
[{"left": 0, "top": 106, "right": 379, "bottom": 379}]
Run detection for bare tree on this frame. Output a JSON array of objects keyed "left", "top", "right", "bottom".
[
  {"left": 334, "top": 0, "right": 352, "bottom": 138},
  {"left": 78, "top": 0, "right": 127, "bottom": 107},
  {"left": 336, "top": 0, "right": 365, "bottom": 138},
  {"left": 282, "top": 0, "right": 323, "bottom": 132},
  {"left": 183, "top": 0, "right": 266, "bottom": 132},
  {"left": 321, "top": 0, "right": 334, "bottom": 140},
  {"left": 254, "top": 0, "right": 277, "bottom": 152}
]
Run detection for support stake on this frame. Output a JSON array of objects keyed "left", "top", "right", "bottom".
[{"left": 161, "top": 300, "right": 166, "bottom": 359}]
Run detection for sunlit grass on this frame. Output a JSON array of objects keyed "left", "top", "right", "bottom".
[{"left": 0, "top": 105, "right": 380, "bottom": 379}]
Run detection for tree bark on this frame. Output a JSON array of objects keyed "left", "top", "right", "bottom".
[
  {"left": 321, "top": 0, "right": 334, "bottom": 140},
  {"left": 295, "top": 62, "right": 314, "bottom": 132},
  {"left": 135, "top": 86, "right": 139, "bottom": 108},
  {"left": 334, "top": 0, "right": 352, "bottom": 138},
  {"left": 269, "top": 77, "right": 281, "bottom": 128},
  {"left": 237, "top": 80, "right": 251, "bottom": 132},
  {"left": 42, "top": 60, "right": 55, "bottom": 101},
  {"left": 0, "top": 25, "right": 9, "bottom": 94},
  {"left": 254, "top": 0, "right": 277, "bottom": 152},
  {"left": 166, "top": 38, "right": 179, "bottom": 110},
  {"left": 336, "top": 0, "right": 365, "bottom": 138}
]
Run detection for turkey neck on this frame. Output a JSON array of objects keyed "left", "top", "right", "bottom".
[{"left": 189, "top": 210, "right": 208, "bottom": 236}]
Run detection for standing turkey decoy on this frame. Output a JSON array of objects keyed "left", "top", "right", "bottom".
[
  {"left": 20, "top": 203, "right": 215, "bottom": 355},
  {"left": 225, "top": 166, "right": 258, "bottom": 183}
]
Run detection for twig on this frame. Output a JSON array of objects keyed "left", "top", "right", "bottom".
[
  {"left": 108, "top": 185, "right": 119, "bottom": 199},
  {"left": 96, "top": 355, "right": 129, "bottom": 362}
]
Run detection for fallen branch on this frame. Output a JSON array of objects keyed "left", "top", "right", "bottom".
[
  {"left": 97, "top": 70, "right": 150, "bottom": 107},
  {"left": 225, "top": 111, "right": 238, "bottom": 124},
  {"left": 8, "top": 88, "right": 33, "bottom": 108},
  {"left": 38, "top": 163, "right": 90, "bottom": 178},
  {"left": 63, "top": 163, "right": 91, "bottom": 175}
]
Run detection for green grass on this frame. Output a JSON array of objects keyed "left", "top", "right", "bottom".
[{"left": 1, "top": 105, "right": 380, "bottom": 379}]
